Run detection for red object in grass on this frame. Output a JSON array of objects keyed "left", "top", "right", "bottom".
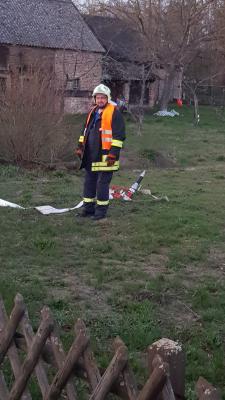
[{"left": 176, "top": 98, "right": 183, "bottom": 107}]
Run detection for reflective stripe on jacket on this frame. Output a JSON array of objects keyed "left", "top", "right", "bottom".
[{"left": 78, "top": 103, "right": 125, "bottom": 172}]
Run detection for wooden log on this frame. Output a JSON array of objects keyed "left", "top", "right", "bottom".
[
  {"left": 89, "top": 339, "right": 128, "bottom": 400},
  {"left": 13, "top": 331, "right": 176, "bottom": 400},
  {"left": 138, "top": 355, "right": 167, "bottom": 400},
  {"left": 0, "top": 296, "right": 31, "bottom": 400},
  {"left": 75, "top": 319, "right": 101, "bottom": 390},
  {"left": 15, "top": 335, "right": 57, "bottom": 368},
  {"left": 10, "top": 307, "right": 54, "bottom": 400},
  {"left": 75, "top": 351, "right": 171, "bottom": 400},
  {"left": 0, "top": 294, "right": 25, "bottom": 365},
  {"left": 148, "top": 338, "right": 185, "bottom": 400},
  {"left": 44, "top": 324, "right": 89, "bottom": 400},
  {"left": 153, "top": 355, "right": 176, "bottom": 400},
  {"left": 73, "top": 361, "right": 134, "bottom": 400},
  {"left": 0, "top": 373, "right": 9, "bottom": 400},
  {"left": 73, "top": 359, "right": 136, "bottom": 400},
  {"left": 122, "top": 365, "right": 139, "bottom": 400},
  {"left": 113, "top": 337, "right": 139, "bottom": 400},
  {"left": 20, "top": 306, "right": 52, "bottom": 397},
  {"left": 196, "top": 377, "right": 222, "bottom": 400},
  {"left": 161, "top": 377, "right": 176, "bottom": 400},
  {"left": 50, "top": 328, "right": 77, "bottom": 400},
  {"left": 14, "top": 335, "right": 132, "bottom": 400}
]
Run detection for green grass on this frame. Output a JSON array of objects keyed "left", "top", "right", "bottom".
[
  {"left": 128, "top": 105, "right": 225, "bottom": 167},
  {"left": 0, "top": 105, "right": 225, "bottom": 398}
]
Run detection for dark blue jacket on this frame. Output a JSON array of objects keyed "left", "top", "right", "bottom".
[{"left": 81, "top": 106, "right": 126, "bottom": 169}]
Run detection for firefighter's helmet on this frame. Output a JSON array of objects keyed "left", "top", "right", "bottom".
[{"left": 92, "top": 84, "right": 111, "bottom": 102}]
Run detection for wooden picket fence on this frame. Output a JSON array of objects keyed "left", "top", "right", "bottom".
[{"left": 0, "top": 294, "right": 221, "bottom": 400}]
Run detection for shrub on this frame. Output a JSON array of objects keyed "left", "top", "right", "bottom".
[{"left": 0, "top": 68, "right": 67, "bottom": 164}]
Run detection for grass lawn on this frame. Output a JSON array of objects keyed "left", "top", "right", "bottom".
[{"left": 0, "top": 105, "right": 225, "bottom": 399}]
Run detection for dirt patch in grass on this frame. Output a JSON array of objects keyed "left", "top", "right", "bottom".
[
  {"left": 181, "top": 250, "right": 225, "bottom": 289},
  {"left": 120, "top": 149, "right": 177, "bottom": 169},
  {"left": 120, "top": 151, "right": 146, "bottom": 169},
  {"left": 142, "top": 253, "right": 169, "bottom": 277},
  {"left": 149, "top": 150, "right": 177, "bottom": 168},
  {"left": 146, "top": 247, "right": 225, "bottom": 329},
  {"left": 62, "top": 272, "right": 112, "bottom": 316},
  {"left": 132, "top": 247, "right": 225, "bottom": 330},
  {"left": 133, "top": 287, "right": 201, "bottom": 330},
  {"left": 159, "top": 297, "right": 201, "bottom": 329},
  {"left": 139, "top": 149, "right": 177, "bottom": 169},
  {"left": 100, "top": 251, "right": 169, "bottom": 276},
  {"left": 207, "top": 247, "right": 225, "bottom": 274}
]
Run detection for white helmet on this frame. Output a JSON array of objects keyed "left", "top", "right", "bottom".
[{"left": 92, "top": 84, "right": 111, "bottom": 102}]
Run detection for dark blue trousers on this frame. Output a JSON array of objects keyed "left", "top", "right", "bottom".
[{"left": 83, "top": 169, "right": 113, "bottom": 217}]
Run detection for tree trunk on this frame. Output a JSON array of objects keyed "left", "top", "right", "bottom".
[
  {"left": 136, "top": 65, "right": 146, "bottom": 136},
  {"left": 193, "top": 91, "right": 200, "bottom": 125},
  {"left": 159, "top": 69, "right": 176, "bottom": 111},
  {"left": 183, "top": 80, "right": 200, "bottom": 125}
]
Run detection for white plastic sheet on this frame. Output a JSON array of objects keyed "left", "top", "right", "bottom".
[
  {"left": 0, "top": 199, "right": 25, "bottom": 209},
  {"left": 154, "top": 109, "right": 179, "bottom": 117},
  {"left": 35, "top": 201, "right": 83, "bottom": 215},
  {"left": 0, "top": 198, "right": 83, "bottom": 215}
]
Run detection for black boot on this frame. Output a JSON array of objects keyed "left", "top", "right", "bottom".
[
  {"left": 80, "top": 208, "right": 95, "bottom": 217},
  {"left": 91, "top": 214, "right": 106, "bottom": 221},
  {"left": 91, "top": 204, "right": 108, "bottom": 220},
  {"left": 78, "top": 202, "right": 95, "bottom": 217}
]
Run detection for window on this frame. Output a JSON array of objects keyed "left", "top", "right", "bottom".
[
  {"left": 66, "top": 78, "right": 80, "bottom": 91},
  {"left": 18, "top": 64, "right": 28, "bottom": 74}
]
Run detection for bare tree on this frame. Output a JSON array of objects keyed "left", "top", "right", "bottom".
[
  {"left": 0, "top": 64, "right": 66, "bottom": 164},
  {"left": 85, "top": 0, "right": 224, "bottom": 111},
  {"left": 183, "top": 14, "right": 225, "bottom": 124}
]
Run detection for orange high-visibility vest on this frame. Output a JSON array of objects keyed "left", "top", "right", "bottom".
[
  {"left": 78, "top": 103, "right": 121, "bottom": 171},
  {"left": 100, "top": 103, "right": 115, "bottom": 150},
  {"left": 79, "top": 103, "right": 115, "bottom": 150}
]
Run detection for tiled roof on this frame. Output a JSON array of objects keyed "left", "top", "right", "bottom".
[
  {"left": 0, "top": 0, "right": 104, "bottom": 52},
  {"left": 84, "top": 15, "right": 143, "bottom": 61}
]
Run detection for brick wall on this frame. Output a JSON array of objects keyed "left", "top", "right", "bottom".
[
  {"left": 0, "top": 45, "right": 55, "bottom": 96},
  {"left": 8, "top": 45, "right": 55, "bottom": 71},
  {"left": 64, "top": 97, "right": 93, "bottom": 114},
  {"left": 0, "top": 44, "right": 103, "bottom": 114},
  {"left": 55, "top": 50, "right": 102, "bottom": 90},
  {"left": 55, "top": 50, "right": 102, "bottom": 113}
]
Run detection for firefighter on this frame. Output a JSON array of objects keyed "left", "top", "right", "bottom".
[{"left": 76, "top": 84, "right": 126, "bottom": 220}]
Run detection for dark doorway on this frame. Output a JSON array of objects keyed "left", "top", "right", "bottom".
[
  {"left": 103, "top": 80, "right": 124, "bottom": 102},
  {"left": 129, "top": 81, "right": 149, "bottom": 105}
]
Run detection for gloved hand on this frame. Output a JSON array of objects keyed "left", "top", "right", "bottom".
[
  {"left": 106, "top": 154, "right": 116, "bottom": 166},
  {"left": 75, "top": 145, "right": 84, "bottom": 160}
]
